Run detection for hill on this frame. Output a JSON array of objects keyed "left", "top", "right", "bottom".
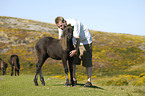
[
  {"left": 0, "top": 16, "right": 57, "bottom": 32},
  {"left": 0, "top": 16, "right": 145, "bottom": 78}
]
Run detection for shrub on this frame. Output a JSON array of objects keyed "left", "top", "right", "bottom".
[
  {"left": 139, "top": 73, "right": 145, "bottom": 77},
  {"left": 131, "top": 76, "right": 145, "bottom": 86},
  {"left": 105, "top": 78, "right": 128, "bottom": 86}
]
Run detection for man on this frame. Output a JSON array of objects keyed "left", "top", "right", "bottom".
[{"left": 55, "top": 16, "right": 93, "bottom": 87}]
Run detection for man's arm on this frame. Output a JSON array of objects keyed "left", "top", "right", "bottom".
[
  {"left": 69, "top": 37, "right": 80, "bottom": 57},
  {"left": 74, "top": 37, "right": 80, "bottom": 51}
]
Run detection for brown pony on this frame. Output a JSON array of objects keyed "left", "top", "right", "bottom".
[
  {"left": 0, "top": 58, "right": 8, "bottom": 75},
  {"left": 34, "top": 25, "right": 74, "bottom": 86},
  {"left": 9, "top": 55, "right": 20, "bottom": 76}
]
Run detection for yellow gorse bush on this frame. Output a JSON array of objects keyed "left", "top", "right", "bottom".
[{"left": 102, "top": 73, "right": 145, "bottom": 86}]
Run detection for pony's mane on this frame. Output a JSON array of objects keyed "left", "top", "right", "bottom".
[{"left": 60, "top": 25, "right": 74, "bottom": 51}]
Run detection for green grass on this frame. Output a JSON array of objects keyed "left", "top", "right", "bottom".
[{"left": 0, "top": 75, "right": 145, "bottom": 96}]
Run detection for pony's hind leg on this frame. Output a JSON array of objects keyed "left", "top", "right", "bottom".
[
  {"left": 40, "top": 70, "right": 45, "bottom": 86},
  {"left": 34, "top": 72, "right": 38, "bottom": 86},
  {"left": 34, "top": 57, "right": 47, "bottom": 86},
  {"left": 64, "top": 70, "right": 69, "bottom": 86},
  {"left": 34, "top": 62, "right": 41, "bottom": 86}
]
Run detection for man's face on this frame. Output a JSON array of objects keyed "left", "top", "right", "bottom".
[{"left": 57, "top": 20, "right": 67, "bottom": 30}]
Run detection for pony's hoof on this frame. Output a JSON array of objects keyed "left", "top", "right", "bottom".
[
  {"left": 41, "top": 82, "right": 45, "bottom": 86},
  {"left": 64, "top": 82, "right": 69, "bottom": 86},
  {"left": 69, "top": 80, "right": 77, "bottom": 86},
  {"left": 35, "top": 83, "right": 38, "bottom": 86}
]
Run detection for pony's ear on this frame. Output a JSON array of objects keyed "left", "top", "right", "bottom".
[
  {"left": 66, "top": 24, "right": 74, "bottom": 31},
  {"left": 72, "top": 26, "right": 74, "bottom": 31},
  {"left": 68, "top": 24, "right": 71, "bottom": 26}
]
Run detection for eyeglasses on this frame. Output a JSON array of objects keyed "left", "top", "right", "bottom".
[{"left": 58, "top": 24, "right": 62, "bottom": 28}]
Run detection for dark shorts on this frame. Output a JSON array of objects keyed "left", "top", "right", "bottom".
[{"left": 73, "top": 43, "right": 92, "bottom": 67}]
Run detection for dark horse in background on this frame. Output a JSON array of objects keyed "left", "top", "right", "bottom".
[
  {"left": 34, "top": 25, "right": 75, "bottom": 86},
  {"left": 9, "top": 55, "right": 20, "bottom": 76},
  {"left": 0, "top": 58, "right": 8, "bottom": 75}
]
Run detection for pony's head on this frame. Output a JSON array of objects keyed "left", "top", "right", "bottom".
[{"left": 62, "top": 24, "right": 74, "bottom": 40}]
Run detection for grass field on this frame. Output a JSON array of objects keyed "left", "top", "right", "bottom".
[{"left": 0, "top": 75, "right": 145, "bottom": 96}]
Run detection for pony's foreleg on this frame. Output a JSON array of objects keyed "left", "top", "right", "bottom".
[
  {"left": 15, "top": 69, "right": 19, "bottom": 76},
  {"left": 2, "top": 69, "right": 4, "bottom": 75},
  {"left": 15, "top": 68, "right": 17, "bottom": 76},
  {"left": 3, "top": 64, "right": 7, "bottom": 75},
  {"left": 63, "top": 60, "right": 69, "bottom": 86},
  {"left": 65, "top": 71, "right": 69, "bottom": 85},
  {"left": 2, "top": 68, "right": 5, "bottom": 75},
  {"left": 68, "top": 58, "right": 74, "bottom": 86},
  {"left": 11, "top": 65, "right": 13, "bottom": 76},
  {"left": 17, "top": 70, "right": 19, "bottom": 76}
]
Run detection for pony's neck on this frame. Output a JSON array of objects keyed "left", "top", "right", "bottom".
[{"left": 60, "top": 37, "right": 67, "bottom": 51}]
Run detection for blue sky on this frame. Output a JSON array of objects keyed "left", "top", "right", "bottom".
[{"left": 1, "top": 0, "right": 145, "bottom": 36}]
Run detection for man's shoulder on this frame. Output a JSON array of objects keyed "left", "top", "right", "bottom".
[
  {"left": 66, "top": 19, "right": 78, "bottom": 22},
  {"left": 66, "top": 19, "right": 80, "bottom": 25}
]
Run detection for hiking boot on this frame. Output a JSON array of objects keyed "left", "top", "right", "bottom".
[{"left": 84, "top": 81, "right": 92, "bottom": 87}]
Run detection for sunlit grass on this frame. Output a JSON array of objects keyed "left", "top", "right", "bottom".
[{"left": 0, "top": 75, "right": 145, "bottom": 96}]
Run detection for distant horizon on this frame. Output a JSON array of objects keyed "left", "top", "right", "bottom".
[{"left": 1, "top": 0, "right": 145, "bottom": 36}]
